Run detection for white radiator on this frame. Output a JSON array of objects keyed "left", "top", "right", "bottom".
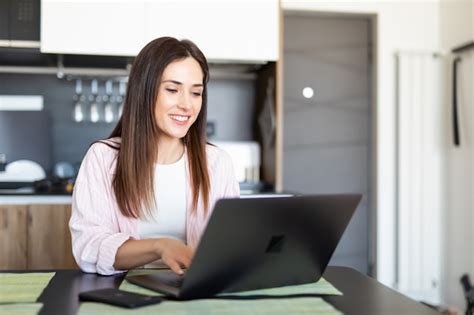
[{"left": 395, "top": 51, "right": 445, "bottom": 305}]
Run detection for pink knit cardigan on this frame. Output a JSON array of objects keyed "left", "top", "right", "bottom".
[{"left": 69, "top": 139, "right": 240, "bottom": 275}]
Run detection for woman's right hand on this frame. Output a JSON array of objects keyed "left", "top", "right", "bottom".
[{"left": 154, "top": 238, "right": 194, "bottom": 275}]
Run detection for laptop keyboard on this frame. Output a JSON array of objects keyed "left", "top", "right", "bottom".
[{"left": 156, "top": 270, "right": 185, "bottom": 288}]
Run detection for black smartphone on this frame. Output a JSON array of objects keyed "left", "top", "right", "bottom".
[{"left": 79, "top": 288, "right": 162, "bottom": 308}]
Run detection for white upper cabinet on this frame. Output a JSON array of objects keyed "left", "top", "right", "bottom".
[
  {"left": 40, "top": 0, "right": 279, "bottom": 61},
  {"left": 41, "top": 0, "right": 145, "bottom": 56},
  {"left": 144, "top": 0, "right": 279, "bottom": 62}
]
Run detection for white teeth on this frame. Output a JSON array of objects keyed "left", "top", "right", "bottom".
[{"left": 170, "top": 115, "right": 189, "bottom": 122}]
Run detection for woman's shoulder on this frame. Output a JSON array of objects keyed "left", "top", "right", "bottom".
[
  {"left": 89, "top": 137, "right": 119, "bottom": 155},
  {"left": 85, "top": 137, "right": 121, "bottom": 171}
]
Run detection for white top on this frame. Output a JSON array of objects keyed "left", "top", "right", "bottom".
[{"left": 138, "top": 153, "right": 187, "bottom": 243}]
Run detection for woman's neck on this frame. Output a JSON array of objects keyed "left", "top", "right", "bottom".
[{"left": 156, "top": 137, "right": 184, "bottom": 164}]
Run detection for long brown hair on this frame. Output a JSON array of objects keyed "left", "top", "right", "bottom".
[{"left": 108, "top": 37, "right": 210, "bottom": 218}]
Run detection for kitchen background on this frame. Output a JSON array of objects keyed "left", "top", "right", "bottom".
[
  {"left": 0, "top": 72, "right": 257, "bottom": 173},
  {"left": 0, "top": 0, "right": 473, "bottom": 313}
]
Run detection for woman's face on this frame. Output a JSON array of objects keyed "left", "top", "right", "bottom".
[{"left": 155, "top": 57, "right": 204, "bottom": 142}]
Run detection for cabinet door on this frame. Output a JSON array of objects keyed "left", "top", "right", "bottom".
[
  {"left": 0, "top": 205, "right": 28, "bottom": 270},
  {"left": 144, "top": 0, "right": 279, "bottom": 62},
  {"left": 27, "top": 204, "right": 77, "bottom": 269},
  {"left": 41, "top": 0, "right": 145, "bottom": 56}
]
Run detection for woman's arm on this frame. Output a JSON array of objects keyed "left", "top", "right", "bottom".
[
  {"left": 70, "top": 144, "right": 131, "bottom": 275},
  {"left": 114, "top": 238, "right": 194, "bottom": 275},
  {"left": 71, "top": 143, "right": 196, "bottom": 275}
]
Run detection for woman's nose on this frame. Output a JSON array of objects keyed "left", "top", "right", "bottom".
[{"left": 178, "top": 93, "right": 192, "bottom": 110}]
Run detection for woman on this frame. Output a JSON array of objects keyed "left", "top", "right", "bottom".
[{"left": 69, "top": 37, "right": 240, "bottom": 276}]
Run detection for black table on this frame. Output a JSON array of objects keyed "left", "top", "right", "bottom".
[{"left": 35, "top": 266, "right": 438, "bottom": 315}]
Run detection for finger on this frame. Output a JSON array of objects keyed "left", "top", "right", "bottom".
[
  {"left": 179, "top": 255, "right": 191, "bottom": 269},
  {"left": 173, "top": 255, "right": 189, "bottom": 270},
  {"left": 167, "top": 259, "right": 184, "bottom": 275}
]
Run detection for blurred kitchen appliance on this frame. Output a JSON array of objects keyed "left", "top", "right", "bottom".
[
  {"left": 211, "top": 141, "right": 262, "bottom": 192},
  {"left": 0, "top": 159, "right": 46, "bottom": 182},
  {"left": 53, "top": 161, "right": 75, "bottom": 179},
  {"left": 0, "top": 110, "right": 52, "bottom": 174}
]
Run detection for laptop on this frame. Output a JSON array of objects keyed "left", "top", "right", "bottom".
[{"left": 127, "top": 194, "right": 361, "bottom": 300}]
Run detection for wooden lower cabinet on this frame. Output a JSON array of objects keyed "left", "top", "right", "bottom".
[
  {"left": 0, "top": 203, "right": 77, "bottom": 270},
  {"left": 0, "top": 205, "right": 28, "bottom": 269},
  {"left": 27, "top": 204, "right": 77, "bottom": 270}
]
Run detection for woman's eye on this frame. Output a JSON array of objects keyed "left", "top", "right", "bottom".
[
  {"left": 166, "top": 88, "right": 178, "bottom": 93},
  {"left": 192, "top": 92, "right": 202, "bottom": 96}
]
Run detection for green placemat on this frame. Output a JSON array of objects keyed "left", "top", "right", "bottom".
[
  {"left": 0, "top": 272, "right": 55, "bottom": 303},
  {"left": 85, "top": 270, "right": 343, "bottom": 314},
  {"left": 79, "top": 298, "right": 341, "bottom": 315},
  {"left": 122, "top": 269, "right": 342, "bottom": 297},
  {"left": 0, "top": 303, "right": 43, "bottom": 315}
]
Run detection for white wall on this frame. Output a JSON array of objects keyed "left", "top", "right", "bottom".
[
  {"left": 439, "top": 0, "right": 473, "bottom": 50},
  {"left": 281, "top": 0, "right": 441, "bottom": 289},
  {"left": 439, "top": 0, "right": 474, "bottom": 310},
  {"left": 442, "top": 50, "right": 474, "bottom": 310}
]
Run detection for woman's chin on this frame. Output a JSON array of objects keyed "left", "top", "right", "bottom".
[{"left": 167, "top": 130, "right": 189, "bottom": 140}]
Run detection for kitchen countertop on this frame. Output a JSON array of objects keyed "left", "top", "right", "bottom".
[
  {"left": 0, "top": 193, "right": 292, "bottom": 205},
  {"left": 0, "top": 186, "right": 72, "bottom": 204},
  {"left": 0, "top": 188, "right": 71, "bottom": 195},
  {"left": 0, "top": 186, "right": 289, "bottom": 205},
  {"left": 0, "top": 194, "right": 72, "bottom": 205}
]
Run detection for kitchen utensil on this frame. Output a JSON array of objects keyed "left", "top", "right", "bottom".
[
  {"left": 104, "top": 80, "right": 115, "bottom": 123},
  {"left": 89, "top": 79, "right": 100, "bottom": 123},
  {"left": 117, "top": 80, "right": 126, "bottom": 117},
  {"left": 53, "top": 161, "right": 76, "bottom": 179},
  {"left": 73, "top": 79, "right": 84, "bottom": 122},
  {"left": 34, "top": 177, "right": 74, "bottom": 194}
]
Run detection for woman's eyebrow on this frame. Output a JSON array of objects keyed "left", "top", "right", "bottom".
[{"left": 162, "top": 80, "right": 203, "bottom": 87}]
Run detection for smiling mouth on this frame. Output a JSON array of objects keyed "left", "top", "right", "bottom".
[{"left": 169, "top": 114, "right": 190, "bottom": 122}]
